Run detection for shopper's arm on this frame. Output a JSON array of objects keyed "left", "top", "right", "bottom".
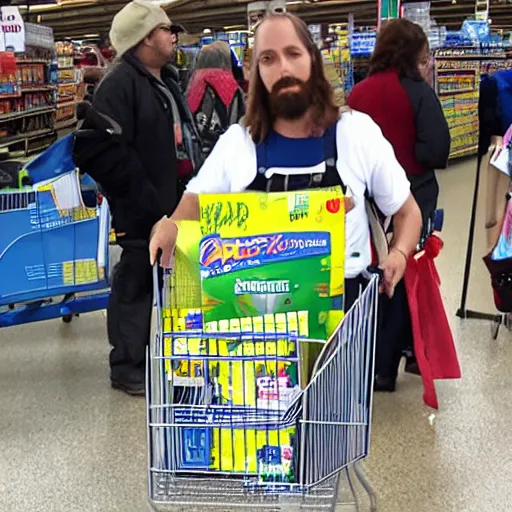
[
  {"left": 362, "top": 114, "right": 422, "bottom": 297},
  {"left": 383, "top": 194, "right": 422, "bottom": 297},
  {"left": 150, "top": 194, "right": 200, "bottom": 266}
]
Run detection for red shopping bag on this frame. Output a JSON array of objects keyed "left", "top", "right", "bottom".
[{"left": 404, "top": 235, "right": 461, "bottom": 409}]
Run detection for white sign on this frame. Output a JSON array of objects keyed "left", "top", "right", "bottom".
[{"left": 0, "top": 7, "right": 25, "bottom": 53}]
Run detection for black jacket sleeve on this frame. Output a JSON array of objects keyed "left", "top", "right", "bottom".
[
  {"left": 402, "top": 78, "right": 451, "bottom": 170},
  {"left": 73, "top": 71, "right": 163, "bottom": 226}
]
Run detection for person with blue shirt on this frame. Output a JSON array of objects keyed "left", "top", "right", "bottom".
[{"left": 150, "top": 11, "right": 422, "bottom": 312}]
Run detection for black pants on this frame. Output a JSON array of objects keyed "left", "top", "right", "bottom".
[
  {"left": 346, "top": 275, "right": 412, "bottom": 380},
  {"left": 107, "top": 242, "right": 154, "bottom": 382},
  {"left": 375, "top": 279, "right": 412, "bottom": 379},
  {"left": 345, "top": 275, "right": 369, "bottom": 311}
]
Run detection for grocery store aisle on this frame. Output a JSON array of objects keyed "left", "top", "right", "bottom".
[{"left": 1, "top": 157, "right": 511, "bottom": 512}]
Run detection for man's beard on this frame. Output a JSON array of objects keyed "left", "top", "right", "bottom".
[{"left": 269, "top": 76, "right": 311, "bottom": 120}]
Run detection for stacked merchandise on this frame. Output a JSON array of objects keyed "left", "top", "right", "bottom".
[
  {"left": 316, "top": 25, "right": 349, "bottom": 106},
  {"left": 435, "top": 56, "right": 480, "bottom": 158},
  {"left": 0, "top": 22, "right": 56, "bottom": 156},
  {"left": 323, "top": 54, "right": 345, "bottom": 107},
  {"left": 0, "top": 57, "right": 56, "bottom": 155},
  {"left": 325, "top": 23, "right": 354, "bottom": 102},
  {"left": 350, "top": 30, "right": 376, "bottom": 85},
  {"left": 434, "top": 20, "right": 512, "bottom": 159},
  {"left": 54, "top": 41, "right": 82, "bottom": 131}
]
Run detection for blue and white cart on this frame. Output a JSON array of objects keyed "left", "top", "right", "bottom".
[{"left": 0, "top": 135, "right": 110, "bottom": 327}]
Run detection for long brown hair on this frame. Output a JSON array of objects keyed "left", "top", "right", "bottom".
[
  {"left": 245, "top": 12, "right": 339, "bottom": 144},
  {"left": 369, "top": 19, "right": 428, "bottom": 81}
]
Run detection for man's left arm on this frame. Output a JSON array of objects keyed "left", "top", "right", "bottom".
[
  {"left": 365, "top": 118, "right": 422, "bottom": 297},
  {"left": 384, "top": 194, "right": 422, "bottom": 297}
]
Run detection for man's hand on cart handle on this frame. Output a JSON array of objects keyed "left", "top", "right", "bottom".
[{"left": 150, "top": 217, "right": 178, "bottom": 268}]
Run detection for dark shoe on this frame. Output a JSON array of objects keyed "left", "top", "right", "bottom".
[
  {"left": 374, "top": 375, "right": 396, "bottom": 392},
  {"left": 404, "top": 356, "right": 421, "bottom": 375},
  {"left": 111, "top": 378, "right": 145, "bottom": 396}
]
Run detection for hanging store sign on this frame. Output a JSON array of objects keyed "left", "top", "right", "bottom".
[
  {"left": 378, "top": 0, "right": 401, "bottom": 28},
  {"left": 0, "top": 6, "right": 25, "bottom": 53}
]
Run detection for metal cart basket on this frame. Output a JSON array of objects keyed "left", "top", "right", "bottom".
[{"left": 147, "top": 266, "right": 379, "bottom": 512}]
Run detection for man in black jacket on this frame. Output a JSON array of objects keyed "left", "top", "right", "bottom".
[{"left": 73, "top": 0, "right": 191, "bottom": 395}]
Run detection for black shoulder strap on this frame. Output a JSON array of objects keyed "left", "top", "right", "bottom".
[{"left": 200, "top": 88, "right": 217, "bottom": 132}]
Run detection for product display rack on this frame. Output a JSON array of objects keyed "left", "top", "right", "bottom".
[
  {"left": 54, "top": 41, "right": 82, "bottom": 132},
  {"left": 435, "top": 42, "right": 512, "bottom": 160},
  {"left": 0, "top": 56, "right": 57, "bottom": 157},
  {"left": 435, "top": 56, "right": 480, "bottom": 159},
  {"left": 350, "top": 29, "right": 376, "bottom": 85},
  {"left": 320, "top": 23, "right": 353, "bottom": 106}
]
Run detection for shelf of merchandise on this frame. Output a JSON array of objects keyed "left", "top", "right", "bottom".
[
  {"left": 0, "top": 58, "right": 56, "bottom": 155},
  {"left": 0, "top": 128, "right": 55, "bottom": 149},
  {"left": 0, "top": 106, "right": 56, "bottom": 122},
  {"left": 15, "top": 59, "right": 49, "bottom": 65},
  {"left": 55, "top": 43, "right": 81, "bottom": 131},
  {"left": 435, "top": 56, "right": 481, "bottom": 159}
]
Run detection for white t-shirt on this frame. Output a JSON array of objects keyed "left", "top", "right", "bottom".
[{"left": 187, "top": 110, "right": 411, "bottom": 278}]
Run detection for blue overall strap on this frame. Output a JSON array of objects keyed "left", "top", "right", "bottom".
[
  {"left": 323, "top": 122, "right": 346, "bottom": 193},
  {"left": 256, "top": 141, "right": 268, "bottom": 174},
  {"left": 323, "top": 122, "right": 338, "bottom": 163}
]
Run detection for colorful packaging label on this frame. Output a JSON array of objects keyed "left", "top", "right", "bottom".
[
  {"left": 161, "top": 188, "right": 345, "bottom": 483},
  {"left": 199, "top": 189, "right": 345, "bottom": 341}
]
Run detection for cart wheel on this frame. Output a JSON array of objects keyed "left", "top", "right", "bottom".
[{"left": 62, "top": 314, "right": 73, "bottom": 324}]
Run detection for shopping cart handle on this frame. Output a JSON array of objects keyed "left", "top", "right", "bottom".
[
  {"left": 118, "top": 239, "right": 149, "bottom": 250},
  {"left": 366, "top": 266, "right": 384, "bottom": 280}
]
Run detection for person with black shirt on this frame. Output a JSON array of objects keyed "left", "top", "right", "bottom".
[
  {"left": 73, "top": 0, "right": 191, "bottom": 396},
  {"left": 348, "top": 19, "right": 451, "bottom": 391}
]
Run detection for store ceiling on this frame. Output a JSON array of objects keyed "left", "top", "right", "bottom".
[{"left": 15, "top": 0, "right": 512, "bottom": 40}]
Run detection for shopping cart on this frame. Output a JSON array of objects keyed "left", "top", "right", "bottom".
[
  {"left": 147, "top": 264, "right": 379, "bottom": 511},
  {"left": 0, "top": 135, "right": 110, "bottom": 328}
]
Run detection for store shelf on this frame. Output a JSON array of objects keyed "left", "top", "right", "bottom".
[
  {"left": 450, "top": 145, "right": 478, "bottom": 158},
  {"left": 0, "top": 106, "right": 56, "bottom": 122},
  {"left": 439, "top": 88, "right": 477, "bottom": 95},
  {"left": 0, "top": 128, "right": 55, "bottom": 149},
  {"left": 437, "top": 68, "right": 478, "bottom": 73},
  {"left": 57, "top": 101, "right": 77, "bottom": 109},
  {"left": 0, "top": 93, "right": 21, "bottom": 100},
  {"left": 436, "top": 55, "right": 506, "bottom": 60},
  {"left": 55, "top": 117, "right": 77, "bottom": 131},
  {"left": 16, "top": 59, "right": 48, "bottom": 65},
  {"left": 21, "top": 85, "right": 56, "bottom": 93},
  {"left": 58, "top": 82, "right": 80, "bottom": 87}
]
